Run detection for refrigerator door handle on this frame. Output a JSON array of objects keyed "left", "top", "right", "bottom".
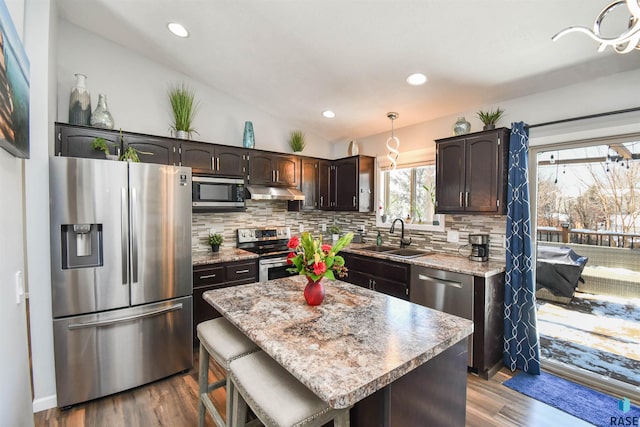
[
  {"left": 121, "top": 188, "right": 128, "bottom": 285},
  {"left": 67, "top": 303, "right": 183, "bottom": 330},
  {"left": 130, "top": 187, "right": 138, "bottom": 283}
]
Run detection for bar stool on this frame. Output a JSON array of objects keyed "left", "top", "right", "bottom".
[
  {"left": 197, "top": 318, "right": 260, "bottom": 427},
  {"left": 229, "top": 351, "right": 350, "bottom": 427}
]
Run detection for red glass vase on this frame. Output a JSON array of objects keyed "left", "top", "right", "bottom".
[{"left": 304, "top": 276, "right": 325, "bottom": 306}]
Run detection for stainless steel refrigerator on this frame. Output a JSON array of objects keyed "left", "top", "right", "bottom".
[{"left": 49, "top": 156, "right": 193, "bottom": 407}]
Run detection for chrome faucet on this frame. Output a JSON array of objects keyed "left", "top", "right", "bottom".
[{"left": 389, "top": 218, "right": 412, "bottom": 248}]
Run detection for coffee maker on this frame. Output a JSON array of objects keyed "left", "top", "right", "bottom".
[{"left": 469, "top": 234, "right": 489, "bottom": 262}]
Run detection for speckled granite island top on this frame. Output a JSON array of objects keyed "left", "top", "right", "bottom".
[
  {"left": 345, "top": 244, "right": 505, "bottom": 278},
  {"left": 203, "top": 275, "right": 473, "bottom": 409},
  {"left": 192, "top": 248, "right": 258, "bottom": 266}
]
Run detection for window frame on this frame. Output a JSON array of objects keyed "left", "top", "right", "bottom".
[{"left": 375, "top": 161, "right": 445, "bottom": 231}]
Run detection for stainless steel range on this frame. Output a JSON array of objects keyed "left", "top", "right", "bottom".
[{"left": 237, "top": 227, "right": 294, "bottom": 282}]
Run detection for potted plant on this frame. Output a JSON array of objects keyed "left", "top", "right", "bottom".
[
  {"left": 476, "top": 107, "right": 505, "bottom": 131},
  {"left": 328, "top": 225, "right": 341, "bottom": 242},
  {"left": 423, "top": 184, "right": 439, "bottom": 225},
  {"left": 91, "top": 137, "right": 118, "bottom": 160},
  {"left": 288, "top": 130, "right": 306, "bottom": 153},
  {"left": 208, "top": 233, "right": 223, "bottom": 252},
  {"left": 168, "top": 82, "right": 200, "bottom": 139}
]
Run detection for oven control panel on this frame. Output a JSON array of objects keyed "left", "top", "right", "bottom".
[{"left": 237, "top": 227, "right": 291, "bottom": 243}]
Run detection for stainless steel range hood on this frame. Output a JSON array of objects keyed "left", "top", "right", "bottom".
[{"left": 246, "top": 185, "right": 305, "bottom": 201}]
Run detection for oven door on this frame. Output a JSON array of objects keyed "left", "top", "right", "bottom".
[{"left": 259, "top": 257, "right": 296, "bottom": 282}]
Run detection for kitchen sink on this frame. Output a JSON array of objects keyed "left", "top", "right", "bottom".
[
  {"left": 359, "top": 245, "right": 397, "bottom": 252},
  {"left": 387, "top": 248, "right": 432, "bottom": 258}
]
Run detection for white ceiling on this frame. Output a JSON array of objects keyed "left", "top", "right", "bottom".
[{"left": 57, "top": 0, "right": 640, "bottom": 142}]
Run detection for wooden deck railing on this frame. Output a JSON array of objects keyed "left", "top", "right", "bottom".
[{"left": 537, "top": 225, "right": 640, "bottom": 249}]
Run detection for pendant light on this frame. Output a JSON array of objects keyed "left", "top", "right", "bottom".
[{"left": 386, "top": 112, "right": 400, "bottom": 170}]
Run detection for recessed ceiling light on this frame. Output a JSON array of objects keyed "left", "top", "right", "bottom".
[
  {"left": 322, "top": 110, "right": 336, "bottom": 118},
  {"left": 406, "top": 73, "right": 427, "bottom": 86},
  {"left": 167, "top": 22, "right": 189, "bottom": 38}
]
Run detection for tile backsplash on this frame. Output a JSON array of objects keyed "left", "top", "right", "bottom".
[{"left": 193, "top": 200, "right": 507, "bottom": 261}]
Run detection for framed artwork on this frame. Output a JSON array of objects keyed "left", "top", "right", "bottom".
[{"left": 0, "top": 0, "right": 29, "bottom": 159}]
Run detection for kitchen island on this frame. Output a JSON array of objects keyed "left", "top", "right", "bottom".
[{"left": 204, "top": 275, "right": 474, "bottom": 426}]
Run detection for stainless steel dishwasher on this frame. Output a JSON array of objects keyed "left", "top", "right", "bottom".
[{"left": 410, "top": 266, "right": 474, "bottom": 366}]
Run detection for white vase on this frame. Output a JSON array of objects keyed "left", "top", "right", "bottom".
[
  {"left": 69, "top": 74, "right": 91, "bottom": 126},
  {"left": 348, "top": 140, "right": 359, "bottom": 156}
]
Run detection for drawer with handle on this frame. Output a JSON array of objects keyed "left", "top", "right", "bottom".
[
  {"left": 193, "top": 265, "right": 225, "bottom": 287},
  {"left": 225, "top": 261, "right": 258, "bottom": 283}
]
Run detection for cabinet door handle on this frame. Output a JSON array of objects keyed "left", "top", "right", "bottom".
[
  {"left": 211, "top": 157, "right": 215, "bottom": 171},
  {"left": 276, "top": 170, "right": 280, "bottom": 182},
  {"left": 272, "top": 170, "right": 276, "bottom": 182},
  {"left": 216, "top": 157, "right": 220, "bottom": 171},
  {"left": 465, "top": 191, "right": 469, "bottom": 207},
  {"left": 320, "top": 196, "right": 324, "bottom": 207},
  {"left": 459, "top": 192, "right": 463, "bottom": 208},
  {"left": 235, "top": 269, "right": 250, "bottom": 274},
  {"left": 372, "top": 279, "right": 376, "bottom": 290},
  {"left": 199, "top": 274, "right": 217, "bottom": 279},
  {"left": 353, "top": 196, "right": 357, "bottom": 207}
]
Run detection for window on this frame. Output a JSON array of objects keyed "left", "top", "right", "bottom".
[{"left": 377, "top": 163, "right": 444, "bottom": 230}]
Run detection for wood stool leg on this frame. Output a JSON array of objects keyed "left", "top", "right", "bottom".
[
  {"left": 230, "top": 385, "right": 248, "bottom": 427},
  {"left": 225, "top": 376, "right": 233, "bottom": 427},
  {"left": 198, "top": 344, "right": 209, "bottom": 427},
  {"left": 334, "top": 409, "right": 350, "bottom": 427}
]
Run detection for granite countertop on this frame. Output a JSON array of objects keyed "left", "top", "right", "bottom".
[
  {"left": 345, "top": 244, "right": 505, "bottom": 278},
  {"left": 203, "top": 275, "right": 473, "bottom": 409},
  {"left": 192, "top": 248, "right": 258, "bottom": 266}
]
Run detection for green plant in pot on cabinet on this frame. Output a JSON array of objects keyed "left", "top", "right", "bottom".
[
  {"left": 476, "top": 107, "right": 505, "bottom": 131},
  {"left": 208, "top": 233, "right": 224, "bottom": 253},
  {"left": 91, "top": 137, "right": 118, "bottom": 160},
  {"left": 288, "top": 130, "right": 306, "bottom": 153},
  {"left": 168, "top": 82, "right": 200, "bottom": 139}
]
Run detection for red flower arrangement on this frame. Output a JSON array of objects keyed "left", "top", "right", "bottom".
[{"left": 286, "top": 231, "right": 354, "bottom": 282}]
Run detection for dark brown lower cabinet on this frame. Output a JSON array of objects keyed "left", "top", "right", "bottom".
[
  {"left": 192, "top": 259, "right": 258, "bottom": 346},
  {"left": 341, "top": 253, "right": 409, "bottom": 300}
]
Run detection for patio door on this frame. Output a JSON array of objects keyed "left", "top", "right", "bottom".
[{"left": 530, "top": 140, "right": 640, "bottom": 401}]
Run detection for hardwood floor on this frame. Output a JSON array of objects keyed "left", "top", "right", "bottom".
[{"left": 34, "top": 351, "right": 591, "bottom": 427}]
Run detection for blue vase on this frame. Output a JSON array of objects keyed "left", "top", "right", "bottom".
[{"left": 243, "top": 121, "right": 255, "bottom": 148}]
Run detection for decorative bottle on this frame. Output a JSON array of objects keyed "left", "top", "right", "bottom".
[
  {"left": 452, "top": 117, "right": 471, "bottom": 136},
  {"left": 69, "top": 74, "right": 91, "bottom": 126},
  {"left": 90, "top": 94, "right": 114, "bottom": 129},
  {"left": 376, "top": 231, "right": 382, "bottom": 246},
  {"left": 243, "top": 121, "right": 255, "bottom": 149}
]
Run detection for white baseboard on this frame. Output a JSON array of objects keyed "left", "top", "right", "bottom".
[{"left": 32, "top": 394, "right": 57, "bottom": 413}]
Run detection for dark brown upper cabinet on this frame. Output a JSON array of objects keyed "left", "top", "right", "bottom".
[
  {"left": 55, "top": 123, "right": 121, "bottom": 159},
  {"left": 180, "top": 141, "right": 246, "bottom": 177},
  {"left": 322, "top": 156, "right": 374, "bottom": 212},
  {"left": 123, "top": 134, "right": 177, "bottom": 165},
  {"left": 435, "top": 128, "right": 509, "bottom": 214},
  {"left": 299, "top": 157, "right": 319, "bottom": 210},
  {"left": 247, "top": 151, "right": 299, "bottom": 187}
]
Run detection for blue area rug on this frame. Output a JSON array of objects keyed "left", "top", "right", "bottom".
[{"left": 504, "top": 371, "right": 640, "bottom": 427}]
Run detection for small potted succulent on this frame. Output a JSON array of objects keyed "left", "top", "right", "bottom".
[
  {"left": 288, "top": 130, "right": 306, "bottom": 153},
  {"left": 476, "top": 107, "right": 505, "bottom": 131},
  {"left": 208, "top": 233, "right": 224, "bottom": 252},
  {"left": 329, "top": 225, "right": 341, "bottom": 242}
]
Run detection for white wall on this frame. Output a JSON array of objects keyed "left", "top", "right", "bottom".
[
  {"left": 0, "top": 0, "right": 36, "bottom": 424},
  {"left": 25, "top": 0, "right": 57, "bottom": 412},
  {"left": 341, "top": 67, "right": 640, "bottom": 160},
  {"left": 55, "top": 20, "right": 334, "bottom": 159}
]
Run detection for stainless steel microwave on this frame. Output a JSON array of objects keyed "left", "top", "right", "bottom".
[{"left": 192, "top": 176, "right": 245, "bottom": 211}]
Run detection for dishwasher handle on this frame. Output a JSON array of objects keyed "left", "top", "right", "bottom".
[{"left": 417, "top": 274, "right": 463, "bottom": 289}]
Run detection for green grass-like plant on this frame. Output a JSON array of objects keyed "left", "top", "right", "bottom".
[
  {"left": 288, "top": 130, "right": 306, "bottom": 152},
  {"left": 91, "top": 137, "right": 110, "bottom": 155},
  {"left": 476, "top": 107, "right": 505, "bottom": 126},
  {"left": 168, "top": 82, "right": 200, "bottom": 136},
  {"left": 208, "top": 233, "right": 224, "bottom": 246}
]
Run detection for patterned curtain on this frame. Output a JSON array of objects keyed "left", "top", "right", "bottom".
[{"left": 503, "top": 122, "right": 541, "bottom": 375}]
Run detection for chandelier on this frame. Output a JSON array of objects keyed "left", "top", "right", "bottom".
[
  {"left": 552, "top": 0, "right": 640, "bottom": 54},
  {"left": 386, "top": 112, "right": 400, "bottom": 170}
]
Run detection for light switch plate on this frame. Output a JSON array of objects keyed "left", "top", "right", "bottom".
[
  {"left": 321, "top": 224, "right": 327, "bottom": 232},
  {"left": 447, "top": 230, "right": 459, "bottom": 243},
  {"left": 299, "top": 223, "right": 305, "bottom": 232}
]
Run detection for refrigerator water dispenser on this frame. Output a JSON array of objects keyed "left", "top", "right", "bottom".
[{"left": 61, "top": 224, "right": 103, "bottom": 269}]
